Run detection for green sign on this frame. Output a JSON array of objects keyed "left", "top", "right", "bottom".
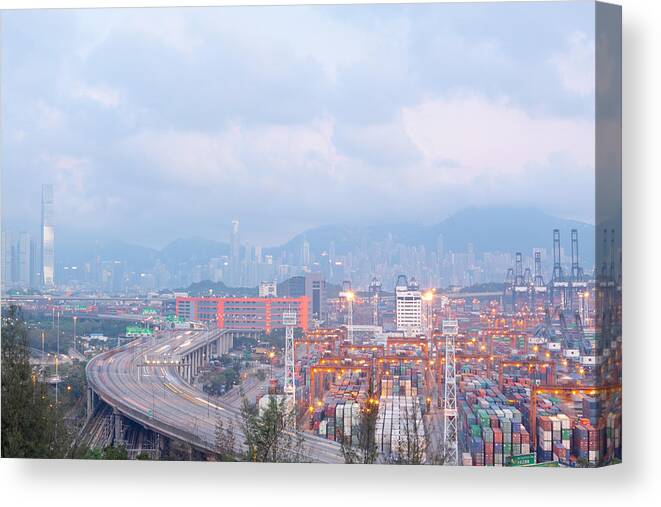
[
  {"left": 126, "top": 326, "right": 153, "bottom": 336},
  {"left": 506, "top": 453, "right": 536, "bottom": 466},
  {"left": 142, "top": 308, "right": 158, "bottom": 315},
  {"left": 165, "top": 315, "right": 184, "bottom": 323}
]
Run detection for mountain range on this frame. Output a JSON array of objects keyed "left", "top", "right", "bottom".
[{"left": 55, "top": 207, "right": 596, "bottom": 270}]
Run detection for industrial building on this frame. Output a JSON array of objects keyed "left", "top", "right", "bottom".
[{"left": 175, "top": 295, "right": 309, "bottom": 333}]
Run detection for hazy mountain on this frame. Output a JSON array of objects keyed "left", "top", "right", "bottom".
[
  {"left": 56, "top": 206, "right": 595, "bottom": 270},
  {"left": 159, "top": 237, "right": 230, "bottom": 265},
  {"left": 55, "top": 236, "right": 157, "bottom": 270},
  {"left": 283, "top": 207, "right": 595, "bottom": 263}
]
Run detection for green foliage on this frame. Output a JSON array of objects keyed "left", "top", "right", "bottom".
[
  {"left": 202, "top": 367, "right": 239, "bottom": 396},
  {"left": 102, "top": 445, "right": 128, "bottom": 460},
  {"left": 70, "top": 445, "right": 103, "bottom": 460},
  {"left": 240, "top": 396, "right": 306, "bottom": 462},
  {"left": 161, "top": 439, "right": 193, "bottom": 461},
  {"left": 135, "top": 451, "right": 152, "bottom": 460},
  {"left": 1, "top": 306, "right": 69, "bottom": 458}
]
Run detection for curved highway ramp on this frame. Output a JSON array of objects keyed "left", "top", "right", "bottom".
[{"left": 85, "top": 329, "right": 344, "bottom": 463}]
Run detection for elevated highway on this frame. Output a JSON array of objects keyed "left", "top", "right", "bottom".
[{"left": 86, "top": 329, "right": 343, "bottom": 463}]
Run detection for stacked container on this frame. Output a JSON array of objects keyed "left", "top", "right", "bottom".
[{"left": 375, "top": 395, "right": 426, "bottom": 460}]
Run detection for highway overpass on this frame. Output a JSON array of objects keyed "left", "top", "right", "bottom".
[{"left": 85, "top": 328, "right": 344, "bottom": 463}]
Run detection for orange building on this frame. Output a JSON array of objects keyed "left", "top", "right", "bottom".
[{"left": 175, "top": 296, "right": 309, "bottom": 333}]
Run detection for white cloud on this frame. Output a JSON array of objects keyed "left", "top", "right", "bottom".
[
  {"left": 550, "top": 31, "right": 595, "bottom": 97},
  {"left": 33, "top": 102, "right": 65, "bottom": 130},
  {"left": 72, "top": 82, "right": 121, "bottom": 108},
  {"left": 125, "top": 120, "right": 339, "bottom": 189},
  {"left": 401, "top": 93, "right": 594, "bottom": 182}
]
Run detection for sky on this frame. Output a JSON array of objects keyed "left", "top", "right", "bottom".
[{"left": 1, "top": 2, "right": 596, "bottom": 248}]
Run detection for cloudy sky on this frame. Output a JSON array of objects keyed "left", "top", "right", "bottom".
[{"left": 1, "top": 2, "right": 596, "bottom": 248}]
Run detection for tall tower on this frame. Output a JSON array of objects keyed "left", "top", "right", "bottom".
[
  {"left": 41, "top": 184, "right": 55, "bottom": 287},
  {"left": 442, "top": 319, "right": 458, "bottom": 465},
  {"left": 301, "top": 239, "right": 311, "bottom": 267},
  {"left": 283, "top": 309, "right": 297, "bottom": 426}
]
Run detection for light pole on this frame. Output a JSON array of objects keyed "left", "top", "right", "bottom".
[
  {"left": 55, "top": 310, "right": 60, "bottom": 404},
  {"left": 268, "top": 351, "right": 275, "bottom": 380},
  {"left": 73, "top": 315, "right": 77, "bottom": 355},
  {"left": 41, "top": 331, "right": 45, "bottom": 376},
  {"left": 422, "top": 289, "right": 435, "bottom": 409}
]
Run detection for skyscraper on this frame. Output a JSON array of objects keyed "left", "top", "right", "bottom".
[
  {"left": 229, "top": 219, "right": 240, "bottom": 285},
  {"left": 1, "top": 230, "right": 15, "bottom": 287},
  {"left": 301, "top": 238, "right": 311, "bottom": 267},
  {"left": 17, "top": 232, "right": 31, "bottom": 287},
  {"left": 41, "top": 184, "right": 55, "bottom": 287}
]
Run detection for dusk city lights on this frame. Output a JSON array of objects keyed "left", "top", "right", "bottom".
[{"left": 1, "top": 1, "right": 621, "bottom": 469}]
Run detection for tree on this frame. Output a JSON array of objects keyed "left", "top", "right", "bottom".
[
  {"left": 214, "top": 417, "right": 237, "bottom": 461},
  {"left": 389, "top": 397, "right": 425, "bottom": 465},
  {"left": 1, "top": 305, "right": 68, "bottom": 458},
  {"left": 427, "top": 443, "right": 449, "bottom": 466},
  {"left": 102, "top": 445, "right": 128, "bottom": 460},
  {"left": 340, "top": 378, "right": 379, "bottom": 464},
  {"left": 240, "top": 396, "right": 307, "bottom": 462}
]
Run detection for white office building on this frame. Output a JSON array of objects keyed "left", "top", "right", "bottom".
[
  {"left": 395, "top": 275, "right": 422, "bottom": 335},
  {"left": 259, "top": 280, "right": 278, "bottom": 297}
]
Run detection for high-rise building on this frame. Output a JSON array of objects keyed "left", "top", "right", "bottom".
[
  {"left": 29, "top": 238, "right": 40, "bottom": 288},
  {"left": 395, "top": 275, "right": 422, "bottom": 335},
  {"left": 41, "top": 184, "right": 55, "bottom": 287},
  {"left": 17, "top": 232, "right": 31, "bottom": 287},
  {"left": 229, "top": 219, "right": 240, "bottom": 285},
  {"left": 301, "top": 239, "right": 311, "bottom": 267},
  {"left": 1, "top": 230, "right": 16, "bottom": 288},
  {"left": 304, "top": 272, "right": 326, "bottom": 321}
]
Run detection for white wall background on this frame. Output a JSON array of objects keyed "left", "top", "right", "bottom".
[{"left": 1, "top": 0, "right": 658, "bottom": 505}]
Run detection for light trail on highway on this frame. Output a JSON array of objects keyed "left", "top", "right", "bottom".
[{"left": 86, "top": 329, "right": 344, "bottom": 463}]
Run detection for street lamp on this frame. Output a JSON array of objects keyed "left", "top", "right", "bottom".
[
  {"left": 73, "top": 315, "right": 78, "bottom": 355},
  {"left": 268, "top": 351, "right": 275, "bottom": 379}
]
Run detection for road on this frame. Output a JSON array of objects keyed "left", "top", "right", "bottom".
[{"left": 86, "top": 329, "right": 344, "bottom": 463}]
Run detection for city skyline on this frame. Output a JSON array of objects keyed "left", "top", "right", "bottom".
[
  {"left": 2, "top": 192, "right": 596, "bottom": 293},
  {"left": 2, "top": 3, "right": 595, "bottom": 247}
]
